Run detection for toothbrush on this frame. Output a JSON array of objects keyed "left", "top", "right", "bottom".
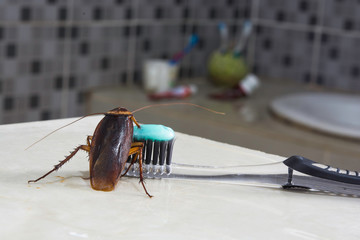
[
  {"left": 126, "top": 124, "right": 360, "bottom": 197},
  {"left": 168, "top": 34, "right": 199, "bottom": 65},
  {"left": 218, "top": 22, "right": 229, "bottom": 54},
  {"left": 127, "top": 124, "right": 175, "bottom": 174},
  {"left": 233, "top": 20, "right": 252, "bottom": 58}
]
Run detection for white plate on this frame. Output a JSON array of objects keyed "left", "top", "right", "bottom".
[{"left": 270, "top": 92, "right": 360, "bottom": 139}]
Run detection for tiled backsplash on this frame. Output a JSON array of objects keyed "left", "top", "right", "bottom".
[{"left": 0, "top": 0, "right": 359, "bottom": 124}]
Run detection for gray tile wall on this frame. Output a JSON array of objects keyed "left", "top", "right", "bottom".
[{"left": 0, "top": 0, "right": 359, "bottom": 124}]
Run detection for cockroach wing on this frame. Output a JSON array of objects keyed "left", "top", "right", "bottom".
[{"left": 89, "top": 115, "right": 133, "bottom": 191}]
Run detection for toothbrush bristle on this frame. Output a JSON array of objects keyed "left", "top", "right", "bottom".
[
  {"left": 243, "top": 21, "right": 252, "bottom": 35},
  {"left": 126, "top": 138, "right": 174, "bottom": 177},
  {"left": 145, "top": 140, "right": 153, "bottom": 165},
  {"left": 189, "top": 34, "right": 199, "bottom": 44},
  {"left": 152, "top": 141, "right": 160, "bottom": 165},
  {"left": 159, "top": 141, "right": 166, "bottom": 166},
  {"left": 166, "top": 139, "right": 174, "bottom": 166}
]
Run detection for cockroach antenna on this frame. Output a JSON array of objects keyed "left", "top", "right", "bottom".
[
  {"left": 26, "top": 102, "right": 224, "bottom": 150},
  {"left": 132, "top": 102, "right": 225, "bottom": 115},
  {"left": 25, "top": 112, "right": 105, "bottom": 150}
]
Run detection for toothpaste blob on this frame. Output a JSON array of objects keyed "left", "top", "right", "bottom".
[{"left": 133, "top": 124, "right": 175, "bottom": 141}]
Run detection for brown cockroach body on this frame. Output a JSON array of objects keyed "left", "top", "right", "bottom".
[{"left": 28, "top": 107, "right": 152, "bottom": 197}]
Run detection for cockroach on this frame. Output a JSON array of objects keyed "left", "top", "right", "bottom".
[{"left": 27, "top": 103, "right": 224, "bottom": 198}]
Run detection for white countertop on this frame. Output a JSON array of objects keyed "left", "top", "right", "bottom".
[{"left": 0, "top": 116, "right": 359, "bottom": 239}]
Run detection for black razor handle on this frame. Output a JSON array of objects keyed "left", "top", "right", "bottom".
[{"left": 283, "top": 155, "right": 360, "bottom": 185}]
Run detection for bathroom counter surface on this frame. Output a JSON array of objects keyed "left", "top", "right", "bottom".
[{"left": 0, "top": 117, "right": 359, "bottom": 239}]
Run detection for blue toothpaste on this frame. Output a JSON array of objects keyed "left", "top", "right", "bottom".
[
  {"left": 131, "top": 124, "right": 175, "bottom": 173},
  {"left": 133, "top": 124, "right": 175, "bottom": 141}
]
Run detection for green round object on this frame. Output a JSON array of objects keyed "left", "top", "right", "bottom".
[{"left": 208, "top": 51, "right": 248, "bottom": 87}]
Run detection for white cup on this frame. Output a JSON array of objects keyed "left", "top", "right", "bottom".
[{"left": 143, "top": 59, "right": 178, "bottom": 93}]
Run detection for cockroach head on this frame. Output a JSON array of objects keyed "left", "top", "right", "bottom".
[{"left": 106, "top": 107, "right": 133, "bottom": 116}]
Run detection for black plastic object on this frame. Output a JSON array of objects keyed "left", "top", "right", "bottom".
[{"left": 283, "top": 155, "right": 360, "bottom": 185}]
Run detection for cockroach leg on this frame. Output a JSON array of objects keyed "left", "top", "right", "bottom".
[
  {"left": 130, "top": 115, "right": 141, "bottom": 128},
  {"left": 121, "top": 142, "right": 144, "bottom": 177},
  {"left": 122, "top": 142, "right": 152, "bottom": 198},
  {"left": 28, "top": 143, "right": 90, "bottom": 184},
  {"left": 86, "top": 135, "right": 92, "bottom": 146},
  {"left": 136, "top": 146, "right": 153, "bottom": 198}
]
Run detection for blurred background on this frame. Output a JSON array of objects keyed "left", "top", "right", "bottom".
[{"left": 0, "top": 0, "right": 359, "bottom": 168}]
